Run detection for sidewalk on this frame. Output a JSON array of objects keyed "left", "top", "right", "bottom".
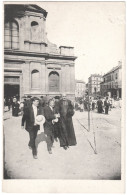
[{"left": 4, "top": 108, "right": 121, "bottom": 179}]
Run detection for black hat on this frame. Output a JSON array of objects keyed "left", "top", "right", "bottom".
[
  {"left": 31, "top": 97, "right": 40, "bottom": 101},
  {"left": 27, "top": 95, "right": 32, "bottom": 98},
  {"left": 22, "top": 96, "right": 26, "bottom": 98},
  {"left": 55, "top": 96, "right": 60, "bottom": 99}
]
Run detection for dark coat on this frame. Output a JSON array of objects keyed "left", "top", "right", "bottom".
[
  {"left": 12, "top": 102, "right": 19, "bottom": 116},
  {"left": 104, "top": 100, "right": 109, "bottom": 108},
  {"left": 59, "top": 99, "right": 77, "bottom": 146},
  {"left": 24, "top": 99, "right": 32, "bottom": 109},
  {"left": 97, "top": 99, "right": 103, "bottom": 113},
  {"left": 22, "top": 105, "right": 43, "bottom": 132},
  {"left": 39, "top": 99, "right": 45, "bottom": 108},
  {"left": 54, "top": 100, "right": 60, "bottom": 113},
  {"left": 43, "top": 106, "right": 56, "bottom": 136}
]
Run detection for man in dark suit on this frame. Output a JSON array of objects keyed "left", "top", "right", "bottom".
[
  {"left": 104, "top": 97, "right": 110, "bottom": 114},
  {"left": 43, "top": 99, "right": 59, "bottom": 154},
  {"left": 24, "top": 95, "right": 32, "bottom": 108},
  {"left": 22, "top": 97, "right": 43, "bottom": 159}
]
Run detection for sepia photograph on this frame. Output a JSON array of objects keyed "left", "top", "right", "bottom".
[{"left": 2, "top": 1, "right": 125, "bottom": 193}]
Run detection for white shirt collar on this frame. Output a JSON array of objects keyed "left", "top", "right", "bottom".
[
  {"left": 32, "top": 104, "right": 37, "bottom": 109},
  {"left": 49, "top": 106, "right": 53, "bottom": 111}
]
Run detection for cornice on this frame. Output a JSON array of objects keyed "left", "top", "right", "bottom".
[{"left": 4, "top": 49, "right": 77, "bottom": 61}]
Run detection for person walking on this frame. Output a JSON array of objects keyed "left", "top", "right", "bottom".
[
  {"left": 24, "top": 95, "right": 32, "bottom": 109},
  {"left": 97, "top": 97, "right": 103, "bottom": 113},
  {"left": 12, "top": 97, "right": 19, "bottom": 117},
  {"left": 21, "top": 97, "right": 43, "bottom": 159},
  {"left": 7, "top": 98, "right": 11, "bottom": 111},
  {"left": 43, "top": 99, "right": 59, "bottom": 154},
  {"left": 59, "top": 93, "right": 77, "bottom": 150},
  {"left": 92, "top": 99, "right": 95, "bottom": 110},
  {"left": 104, "top": 97, "right": 110, "bottom": 114},
  {"left": 53, "top": 96, "right": 61, "bottom": 142}
]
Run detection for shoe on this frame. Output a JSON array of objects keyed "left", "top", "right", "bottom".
[
  {"left": 33, "top": 155, "right": 38, "bottom": 159},
  {"left": 63, "top": 146, "right": 68, "bottom": 150},
  {"left": 48, "top": 150, "right": 52, "bottom": 154}
]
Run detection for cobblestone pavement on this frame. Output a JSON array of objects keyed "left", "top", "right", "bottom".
[{"left": 3, "top": 107, "right": 121, "bottom": 179}]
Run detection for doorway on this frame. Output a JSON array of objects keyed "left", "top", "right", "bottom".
[{"left": 4, "top": 84, "right": 20, "bottom": 99}]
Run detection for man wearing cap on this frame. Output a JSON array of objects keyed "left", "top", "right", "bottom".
[{"left": 22, "top": 97, "right": 43, "bottom": 159}]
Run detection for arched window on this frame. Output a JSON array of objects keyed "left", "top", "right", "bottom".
[
  {"left": 49, "top": 71, "right": 59, "bottom": 92},
  {"left": 31, "top": 21, "right": 40, "bottom": 41},
  {"left": 4, "top": 21, "right": 19, "bottom": 49},
  {"left": 31, "top": 70, "right": 40, "bottom": 89}
]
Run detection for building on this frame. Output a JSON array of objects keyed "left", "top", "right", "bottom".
[
  {"left": 88, "top": 74, "right": 103, "bottom": 95},
  {"left": 100, "top": 61, "right": 122, "bottom": 98},
  {"left": 75, "top": 80, "right": 86, "bottom": 98},
  {"left": 4, "top": 4, "right": 77, "bottom": 101}
]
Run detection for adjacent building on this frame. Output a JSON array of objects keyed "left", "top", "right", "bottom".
[
  {"left": 100, "top": 61, "right": 122, "bottom": 98},
  {"left": 88, "top": 74, "right": 103, "bottom": 95},
  {"left": 4, "top": 4, "right": 77, "bottom": 101},
  {"left": 75, "top": 80, "right": 86, "bottom": 98}
]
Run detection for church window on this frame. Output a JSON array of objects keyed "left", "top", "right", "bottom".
[
  {"left": 4, "top": 21, "right": 19, "bottom": 49},
  {"left": 49, "top": 71, "right": 59, "bottom": 92},
  {"left": 31, "top": 21, "right": 40, "bottom": 41}
]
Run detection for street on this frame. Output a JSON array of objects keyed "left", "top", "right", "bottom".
[{"left": 4, "top": 107, "right": 121, "bottom": 179}]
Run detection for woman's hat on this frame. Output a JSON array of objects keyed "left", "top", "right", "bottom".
[{"left": 35, "top": 115, "right": 45, "bottom": 125}]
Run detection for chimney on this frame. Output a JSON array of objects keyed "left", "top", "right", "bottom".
[{"left": 118, "top": 60, "right": 122, "bottom": 66}]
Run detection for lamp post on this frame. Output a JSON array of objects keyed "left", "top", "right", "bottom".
[{"left": 88, "top": 82, "right": 90, "bottom": 132}]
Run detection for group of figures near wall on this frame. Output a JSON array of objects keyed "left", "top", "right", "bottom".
[
  {"left": 7, "top": 94, "right": 77, "bottom": 159},
  {"left": 75, "top": 96, "right": 122, "bottom": 115}
]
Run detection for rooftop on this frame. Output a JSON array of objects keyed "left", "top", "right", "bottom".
[
  {"left": 103, "top": 63, "right": 122, "bottom": 76},
  {"left": 76, "top": 79, "right": 86, "bottom": 84},
  {"left": 88, "top": 74, "right": 103, "bottom": 79}
]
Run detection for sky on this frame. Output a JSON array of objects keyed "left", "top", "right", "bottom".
[{"left": 37, "top": 2, "right": 125, "bottom": 83}]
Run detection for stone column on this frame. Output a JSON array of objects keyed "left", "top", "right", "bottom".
[
  {"left": 41, "top": 61, "right": 46, "bottom": 94},
  {"left": 23, "top": 61, "right": 30, "bottom": 94},
  {"left": 70, "top": 65, "right": 75, "bottom": 93},
  {"left": 61, "top": 65, "right": 66, "bottom": 93},
  {"left": 19, "top": 17, "right": 26, "bottom": 50},
  {"left": 20, "top": 74, "right": 23, "bottom": 100},
  {"left": 65, "top": 65, "right": 70, "bottom": 92},
  {"left": 45, "top": 64, "right": 48, "bottom": 94}
]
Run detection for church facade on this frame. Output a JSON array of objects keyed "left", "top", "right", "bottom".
[{"left": 4, "top": 4, "right": 77, "bottom": 100}]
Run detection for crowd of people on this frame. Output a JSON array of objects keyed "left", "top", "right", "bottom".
[
  {"left": 74, "top": 96, "right": 122, "bottom": 115},
  {"left": 4, "top": 94, "right": 77, "bottom": 159},
  {"left": 4, "top": 94, "right": 121, "bottom": 159}
]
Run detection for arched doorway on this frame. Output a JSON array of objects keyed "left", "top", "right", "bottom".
[{"left": 49, "top": 71, "right": 59, "bottom": 92}]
